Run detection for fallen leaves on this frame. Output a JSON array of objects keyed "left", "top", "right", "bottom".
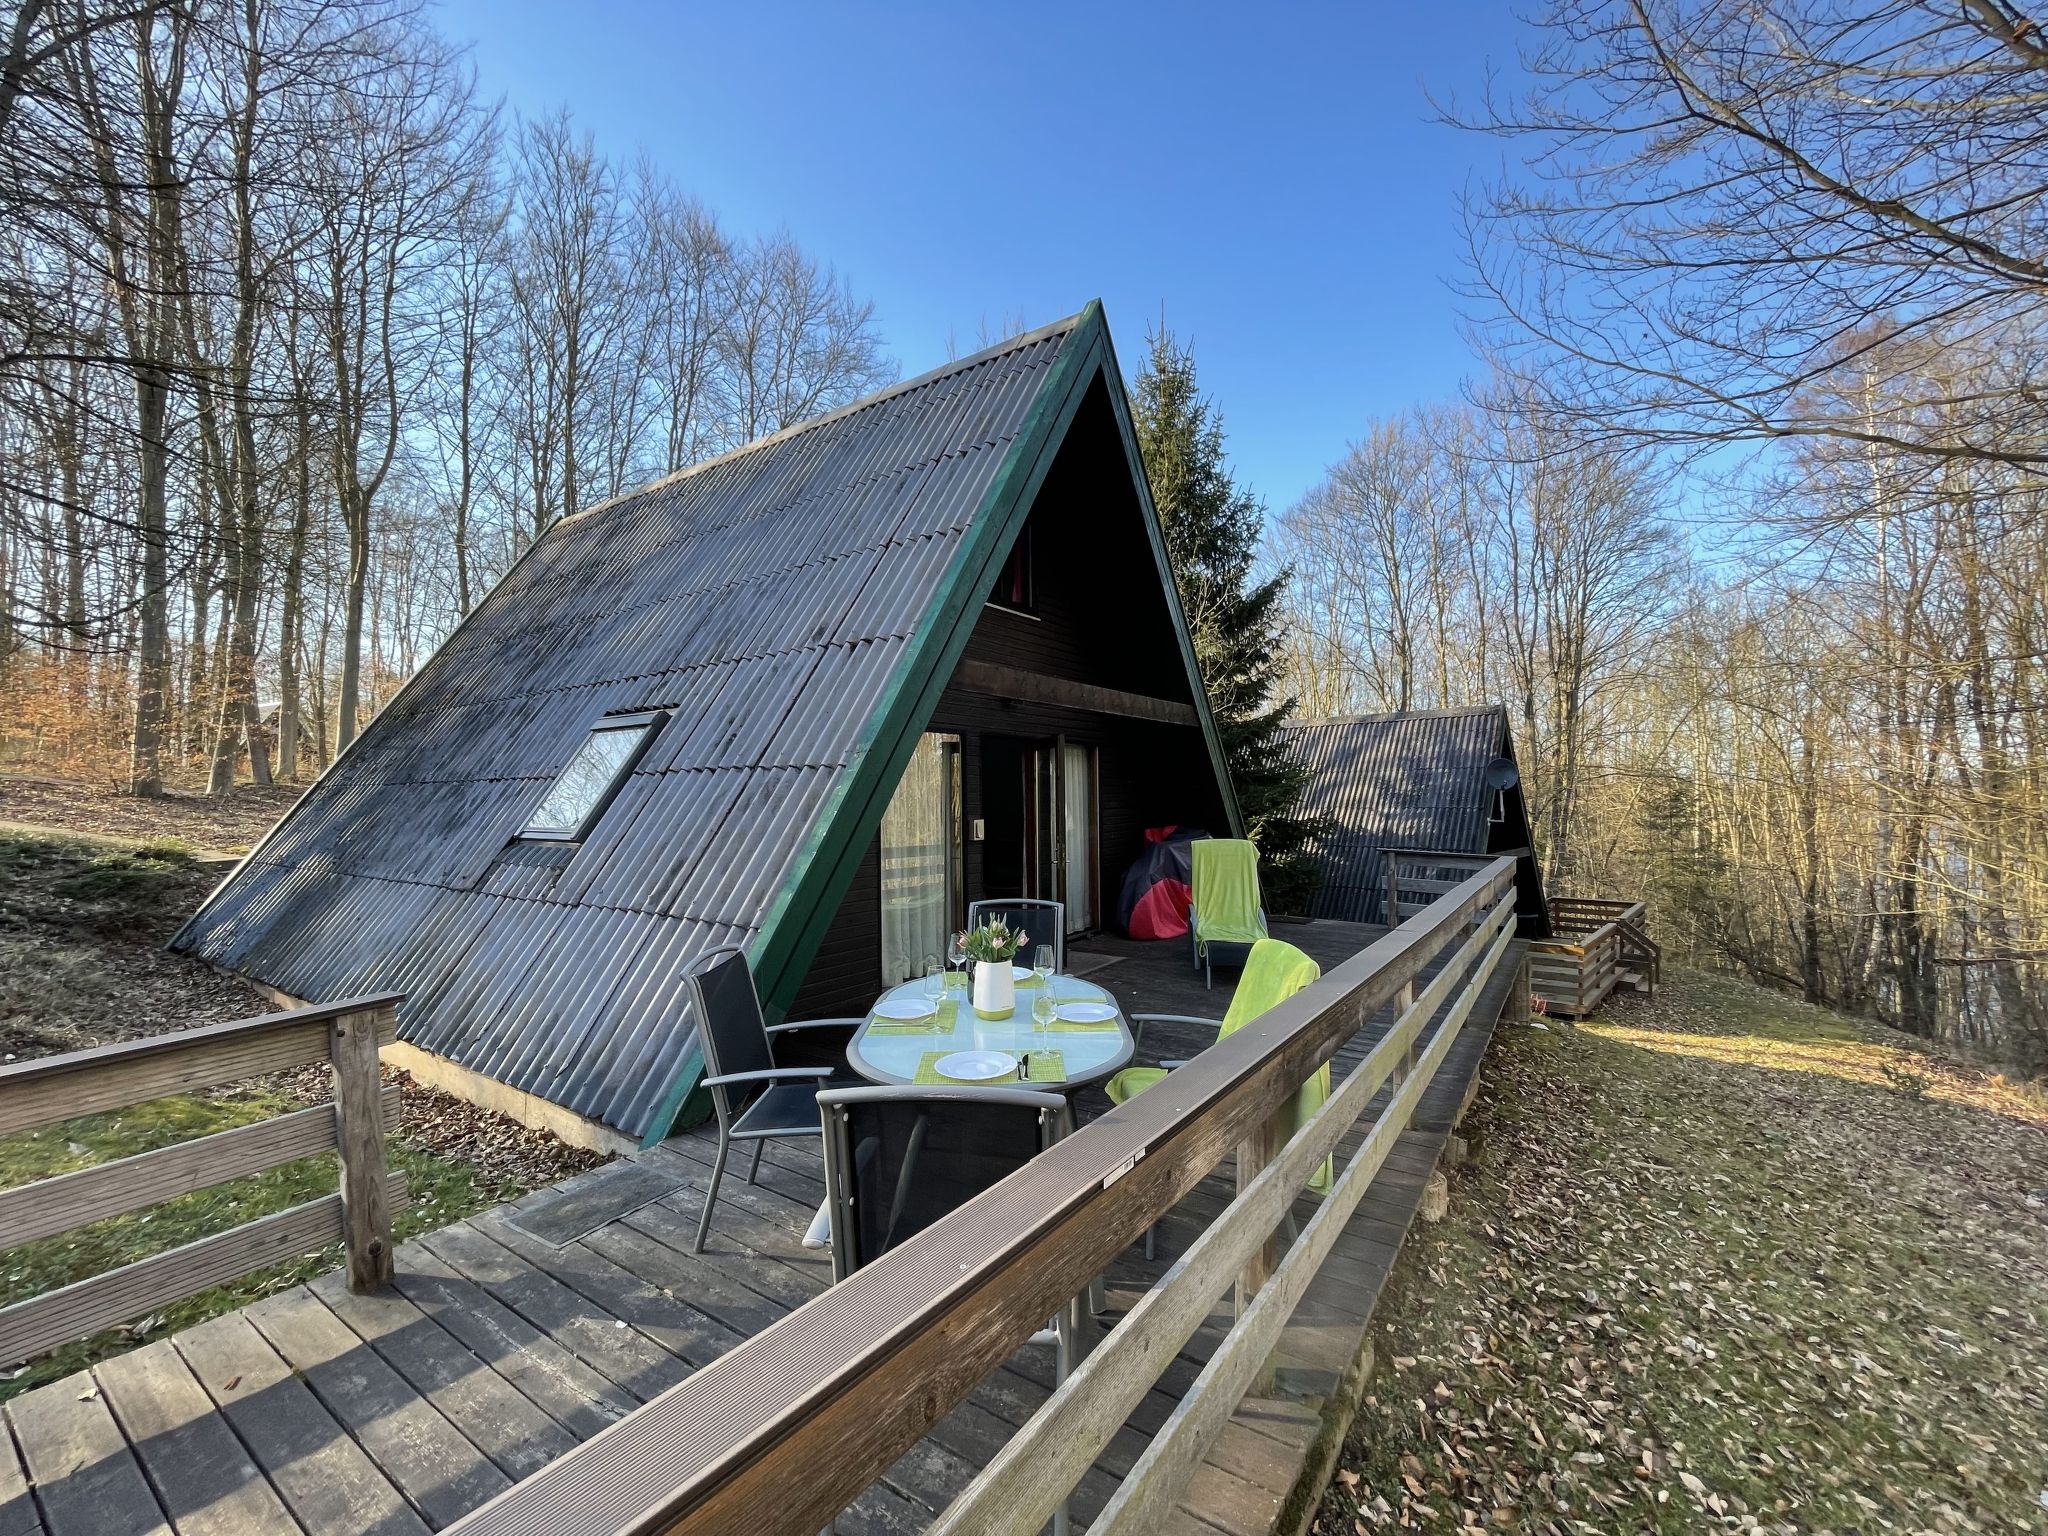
[{"left": 1315, "top": 968, "right": 2048, "bottom": 1536}]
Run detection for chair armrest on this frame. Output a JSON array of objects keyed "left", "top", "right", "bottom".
[
  {"left": 702, "top": 1066, "right": 835, "bottom": 1089},
  {"left": 766, "top": 1017, "right": 865, "bottom": 1034},
  {"left": 1128, "top": 1013, "right": 1225, "bottom": 1030}
]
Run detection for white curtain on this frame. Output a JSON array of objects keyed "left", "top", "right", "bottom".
[
  {"left": 880, "top": 734, "right": 949, "bottom": 984},
  {"left": 1062, "top": 743, "right": 1094, "bottom": 930}
]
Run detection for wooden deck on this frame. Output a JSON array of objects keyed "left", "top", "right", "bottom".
[{"left": 0, "top": 922, "right": 1518, "bottom": 1536}]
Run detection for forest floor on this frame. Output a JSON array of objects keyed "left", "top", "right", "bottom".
[
  {"left": 0, "top": 784, "right": 605, "bottom": 1403},
  {"left": 0, "top": 772, "right": 300, "bottom": 854},
  {"left": 1316, "top": 968, "right": 2048, "bottom": 1536}
]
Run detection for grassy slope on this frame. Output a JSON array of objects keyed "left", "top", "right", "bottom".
[
  {"left": 1318, "top": 969, "right": 2048, "bottom": 1536},
  {"left": 0, "top": 824, "right": 599, "bottom": 1403}
]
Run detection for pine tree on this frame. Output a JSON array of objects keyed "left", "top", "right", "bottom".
[{"left": 1130, "top": 325, "right": 1323, "bottom": 912}]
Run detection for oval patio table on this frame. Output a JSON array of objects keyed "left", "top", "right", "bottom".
[
  {"left": 798, "top": 972, "right": 1139, "bottom": 1248},
  {"left": 845, "top": 972, "right": 1136, "bottom": 1091}
]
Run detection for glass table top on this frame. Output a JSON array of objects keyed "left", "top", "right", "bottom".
[{"left": 848, "top": 973, "right": 1135, "bottom": 1088}]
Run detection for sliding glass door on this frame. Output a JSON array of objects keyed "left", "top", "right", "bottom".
[
  {"left": 878, "top": 732, "right": 962, "bottom": 985},
  {"left": 1024, "top": 737, "right": 1099, "bottom": 935}
]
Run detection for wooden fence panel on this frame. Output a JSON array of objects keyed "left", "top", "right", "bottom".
[
  {"left": 0, "top": 997, "right": 399, "bottom": 1137},
  {"left": 0, "top": 995, "right": 405, "bottom": 1360},
  {"left": 0, "top": 1174, "right": 409, "bottom": 1367},
  {"left": 0, "top": 1085, "right": 400, "bottom": 1247}
]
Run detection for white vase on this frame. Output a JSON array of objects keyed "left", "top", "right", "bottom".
[{"left": 972, "top": 959, "right": 1016, "bottom": 1019}]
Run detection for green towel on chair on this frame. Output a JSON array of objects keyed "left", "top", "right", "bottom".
[
  {"left": 1108, "top": 937, "right": 1332, "bottom": 1195},
  {"left": 1192, "top": 838, "right": 1267, "bottom": 949}
]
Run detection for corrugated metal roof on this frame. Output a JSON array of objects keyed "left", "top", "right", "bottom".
[
  {"left": 1283, "top": 706, "right": 1513, "bottom": 924},
  {"left": 173, "top": 317, "right": 1082, "bottom": 1142}
]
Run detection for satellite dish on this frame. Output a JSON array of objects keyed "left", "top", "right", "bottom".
[{"left": 1483, "top": 756, "right": 1520, "bottom": 791}]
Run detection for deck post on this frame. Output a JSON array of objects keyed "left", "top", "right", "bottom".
[
  {"left": 1394, "top": 979, "right": 1417, "bottom": 1085},
  {"left": 1233, "top": 1102, "right": 1292, "bottom": 1324},
  {"left": 330, "top": 1002, "right": 395, "bottom": 1291}
]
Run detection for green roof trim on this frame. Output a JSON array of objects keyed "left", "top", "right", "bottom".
[{"left": 1092, "top": 319, "right": 1246, "bottom": 840}]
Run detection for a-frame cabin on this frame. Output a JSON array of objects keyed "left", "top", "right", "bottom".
[{"left": 174, "top": 303, "right": 1240, "bottom": 1147}]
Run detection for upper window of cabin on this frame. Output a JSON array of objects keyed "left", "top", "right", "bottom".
[
  {"left": 988, "top": 526, "right": 1034, "bottom": 614},
  {"left": 521, "top": 711, "right": 663, "bottom": 841}
]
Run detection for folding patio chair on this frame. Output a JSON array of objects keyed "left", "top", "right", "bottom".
[
  {"left": 682, "top": 946, "right": 865, "bottom": 1253},
  {"left": 965, "top": 897, "right": 1065, "bottom": 970},
  {"left": 816, "top": 1085, "right": 1089, "bottom": 1534},
  {"left": 1188, "top": 838, "right": 1267, "bottom": 987},
  {"left": 1112, "top": 937, "right": 1331, "bottom": 1257}
]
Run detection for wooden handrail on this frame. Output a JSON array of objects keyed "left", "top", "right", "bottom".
[
  {"left": 931, "top": 892, "right": 1518, "bottom": 1536},
  {"left": 0, "top": 993, "right": 404, "bottom": 1136},
  {"left": 1382, "top": 848, "right": 1499, "bottom": 924},
  {"left": 446, "top": 859, "right": 1519, "bottom": 1536},
  {"left": 0, "top": 995, "right": 405, "bottom": 1365}
]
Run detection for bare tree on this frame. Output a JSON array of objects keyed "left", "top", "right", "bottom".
[
  {"left": 303, "top": 13, "right": 481, "bottom": 750},
  {"left": 64, "top": 0, "right": 193, "bottom": 794},
  {"left": 1456, "top": 0, "right": 2048, "bottom": 470},
  {"left": 716, "top": 233, "right": 892, "bottom": 444}
]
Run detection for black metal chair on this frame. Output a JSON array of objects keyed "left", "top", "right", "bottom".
[
  {"left": 818, "top": 1085, "right": 1087, "bottom": 1354},
  {"left": 965, "top": 897, "right": 1066, "bottom": 970},
  {"left": 815, "top": 1084, "right": 1088, "bottom": 1534},
  {"left": 682, "top": 946, "right": 863, "bottom": 1253}
]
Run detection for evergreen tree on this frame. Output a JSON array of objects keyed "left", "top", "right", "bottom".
[{"left": 1130, "top": 325, "right": 1323, "bottom": 911}]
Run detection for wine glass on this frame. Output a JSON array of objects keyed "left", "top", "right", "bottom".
[
  {"left": 947, "top": 932, "right": 967, "bottom": 992},
  {"left": 1033, "top": 943, "right": 1055, "bottom": 987},
  {"left": 922, "top": 955, "right": 943, "bottom": 1014},
  {"left": 1031, "top": 988, "right": 1057, "bottom": 1071}
]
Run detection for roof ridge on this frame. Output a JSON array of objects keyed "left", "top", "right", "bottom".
[
  {"left": 1286, "top": 703, "right": 1506, "bottom": 727},
  {"left": 555, "top": 309, "right": 1088, "bottom": 528}
]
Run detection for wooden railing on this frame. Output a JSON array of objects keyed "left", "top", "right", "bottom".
[
  {"left": 1530, "top": 897, "right": 1657, "bottom": 1014},
  {"left": 446, "top": 859, "right": 1521, "bottom": 1536},
  {"left": 0, "top": 995, "right": 406, "bottom": 1367},
  {"left": 1547, "top": 895, "right": 1645, "bottom": 935},
  {"left": 1382, "top": 847, "right": 1500, "bottom": 924},
  {"left": 1614, "top": 917, "right": 1661, "bottom": 991}
]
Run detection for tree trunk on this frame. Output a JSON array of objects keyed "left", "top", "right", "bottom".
[
  {"left": 336, "top": 484, "right": 369, "bottom": 751},
  {"left": 128, "top": 369, "right": 170, "bottom": 797}
]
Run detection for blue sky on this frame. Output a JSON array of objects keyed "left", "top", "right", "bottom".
[{"left": 432, "top": 1, "right": 1531, "bottom": 515}]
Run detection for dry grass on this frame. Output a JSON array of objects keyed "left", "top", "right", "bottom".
[
  {"left": 0, "top": 774, "right": 302, "bottom": 855},
  {"left": 1317, "top": 967, "right": 2048, "bottom": 1536}
]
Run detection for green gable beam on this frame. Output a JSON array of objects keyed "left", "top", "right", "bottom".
[
  {"left": 1092, "top": 321, "right": 1246, "bottom": 839},
  {"left": 638, "top": 308, "right": 1108, "bottom": 1145}
]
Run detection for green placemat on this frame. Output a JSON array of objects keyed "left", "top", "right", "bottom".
[
  {"left": 1045, "top": 1013, "right": 1118, "bottom": 1032},
  {"left": 867, "top": 997, "right": 958, "bottom": 1034},
  {"left": 913, "top": 1049, "right": 1066, "bottom": 1085}
]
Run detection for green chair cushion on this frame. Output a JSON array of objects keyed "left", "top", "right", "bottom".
[{"left": 1105, "top": 1066, "right": 1168, "bottom": 1104}]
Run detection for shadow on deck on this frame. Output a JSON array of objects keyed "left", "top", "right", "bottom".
[{"left": 0, "top": 921, "right": 1517, "bottom": 1536}]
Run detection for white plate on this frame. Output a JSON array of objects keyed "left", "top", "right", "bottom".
[
  {"left": 935, "top": 1050, "right": 1016, "bottom": 1081},
  {"left": 1055, "top": 1001, "right": 1117, "bottom": 1024},
  {"left": 1011, "top": 964, "right": 1035, "bottom": 981},
  {"left": 873, "top": 997, "right": 938, "bottom": 1022}
]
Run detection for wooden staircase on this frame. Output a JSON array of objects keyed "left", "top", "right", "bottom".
[{"left": 1529, "top": 897, "right": 1659, "bottom": 1016}]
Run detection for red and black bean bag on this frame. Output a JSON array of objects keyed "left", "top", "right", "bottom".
[{"left": 1118, "top": 826, "right": 1210, "bottom": 940}]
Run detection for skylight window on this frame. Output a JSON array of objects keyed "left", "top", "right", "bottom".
[{"left": 521, "top": 711, "right": 664, "bottom": 841}]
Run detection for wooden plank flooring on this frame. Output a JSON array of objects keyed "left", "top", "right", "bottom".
[{"left": 1, "top": 921, "right": 1519, "bottom": 1535}]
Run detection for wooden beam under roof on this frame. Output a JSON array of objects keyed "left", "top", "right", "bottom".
[{"left": 952, "top": 658, "right": 1198, "bottom": 726}]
